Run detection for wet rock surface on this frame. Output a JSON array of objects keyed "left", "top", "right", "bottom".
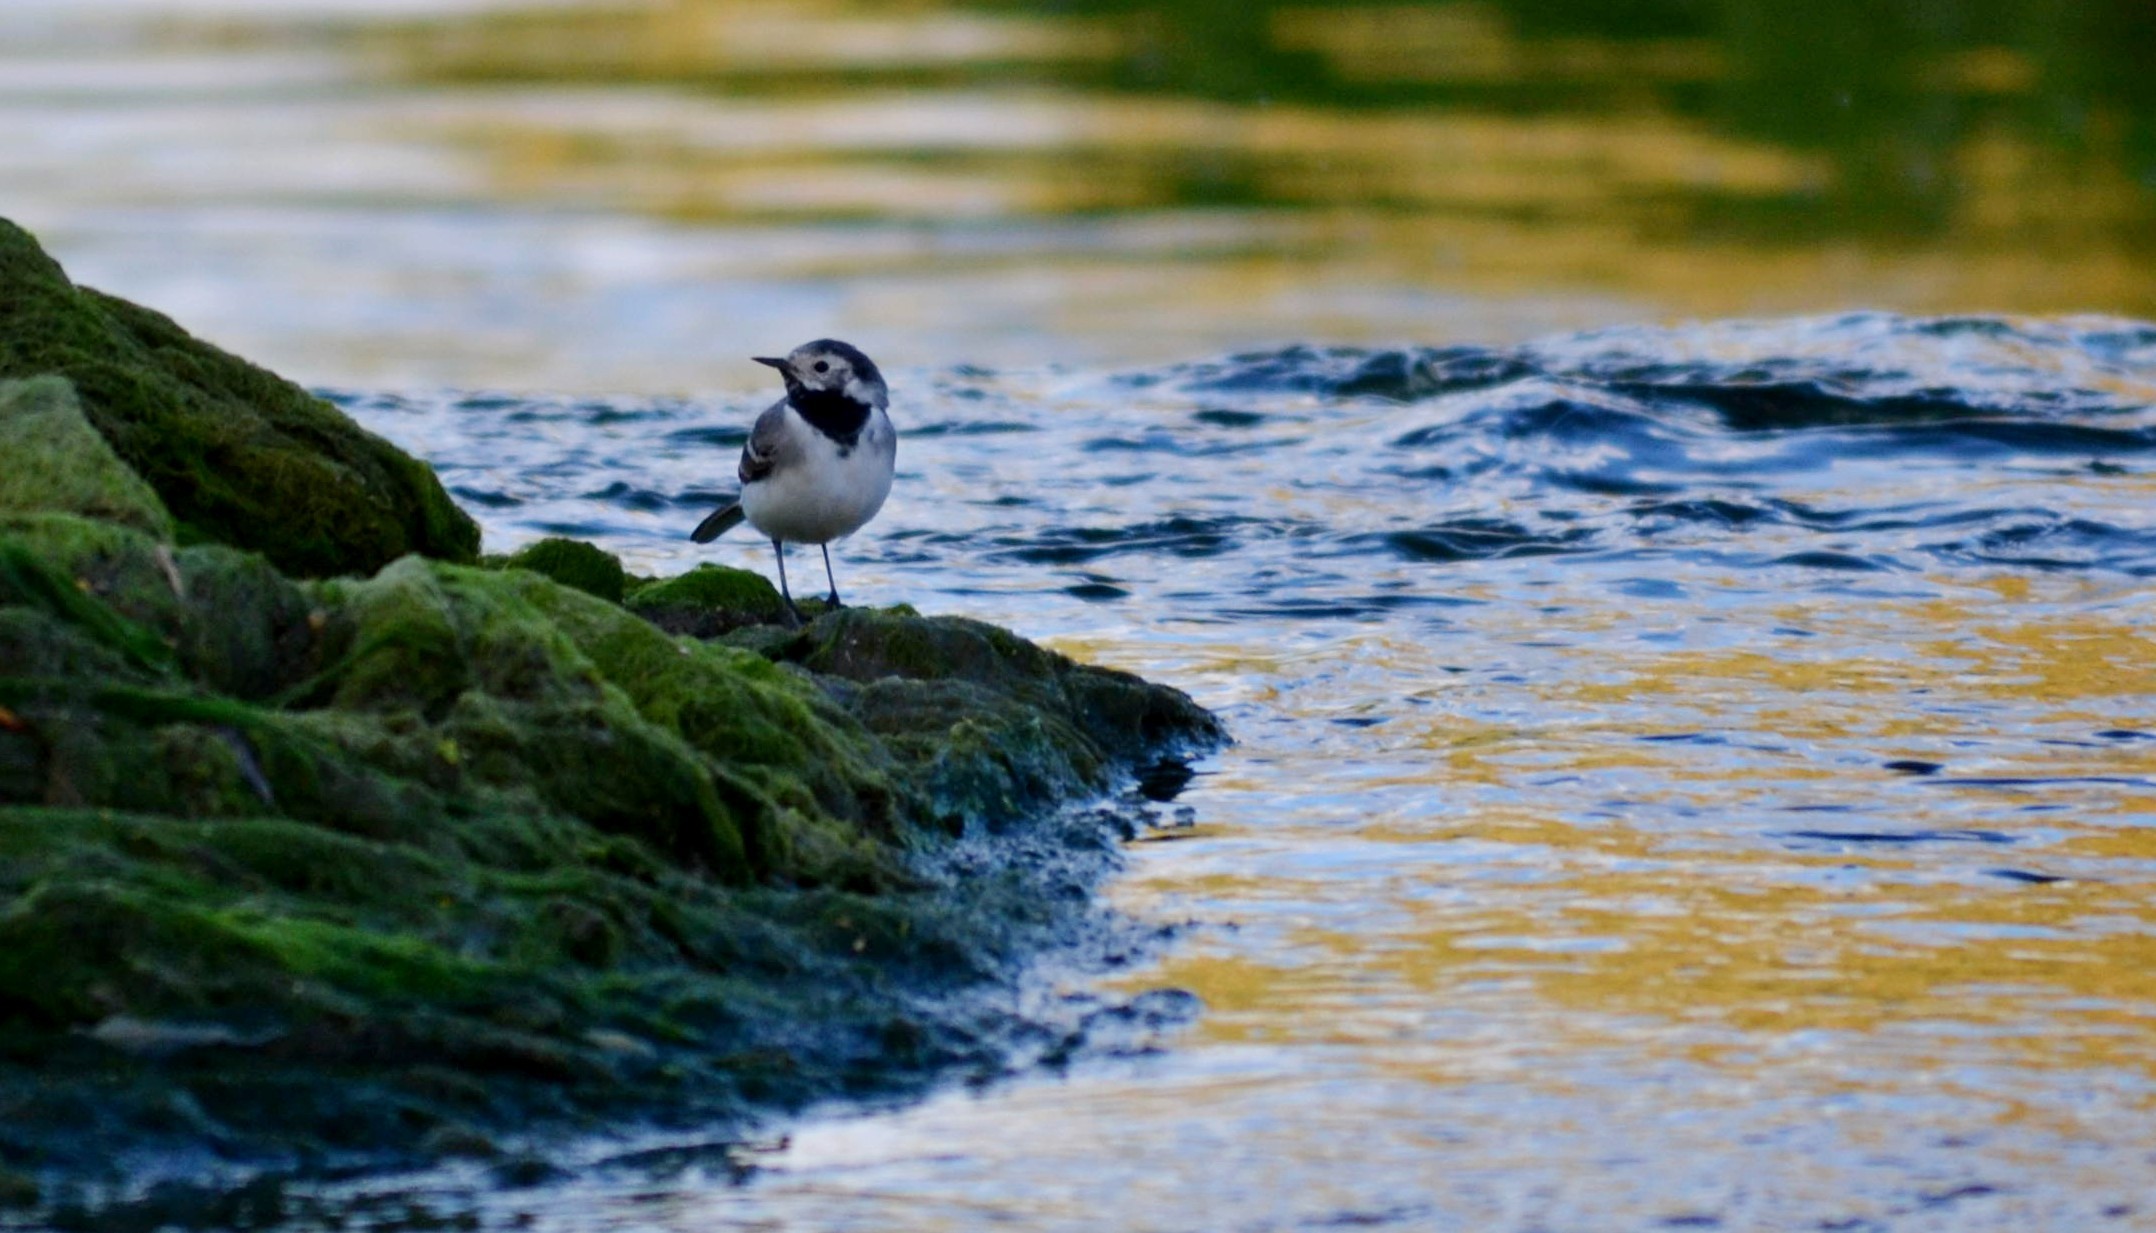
[
  {"left": 0, "top": 220, "right": 479, "bottom": 579},
  {"left": 0, "top": 223, "right": 1224, "bottom": 1213}
]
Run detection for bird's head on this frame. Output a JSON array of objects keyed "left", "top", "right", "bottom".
[{"left": 755, "top": 339, "right": 888, "bottom": 412}]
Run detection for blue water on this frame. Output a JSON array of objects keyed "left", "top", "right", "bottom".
[{"left": 299, "top": 311, "right": 2156, "bottom": 1231}]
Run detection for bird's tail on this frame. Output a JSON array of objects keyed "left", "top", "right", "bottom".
[{"left": 690, "top": 502, "right": 747, "bottom": 543}]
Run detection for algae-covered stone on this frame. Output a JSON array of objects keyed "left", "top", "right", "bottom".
[
  {"left": 294, "top": 557, "right": 749, "bottom": 881},
  {"left": 785, "top": 607, "right": 1224, "bottom": 766},
  {"left": 768, "top": 607, "right": 1224, "bottom": 828},
  {"left": 0, "top": 376, "right": 172, "bottom": 538},
  {"left": 0, "top": 218, "right": 478, "bottom": 578},
  {"left": 0, "top": 217, "right": 1225, "bottom": 1201},
  {"left": 0, "top": 511, "right": 322, "bottom": 698},
  {"left": 626, "top": 562, "right": 789, "bottom": 637},
  {"left": 0, "top": 531, "right": 1221, "bottom": 1185},
  {"left": 502, "top": 536, "right": 625, "bottom": 604},
  {"left": 513, "top": 572, "right": 909, "bottom": 886}
]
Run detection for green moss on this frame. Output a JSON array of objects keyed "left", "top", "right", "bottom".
[
  {"left": 0, "top": 218, "right": 1225, "bottom": 1192},
  {"left": 0, "top": 376, "right": 173, "bottom": 538},
  {"left": 0, "top": 877, "right": 284, "bottom": 1027},
  {"left": 783, "top": 607, "right": 1226, "bottom": 765},
  {"left": 790, "top": 608, "right": 1057, "bottom": 690},
  {"left": 0, "top": 514, "right": 330, "bottom": 701},
  {"left": 173, "top": 543, "right": 321, "bottom": 701},
  {"left": 304, "top": 559, "right": 752, "bottom": 879},
  {"left": 0, "top": 808, "right": 632, "bottom": 1054},
  {"left": 501, "top": 537, "right": 625, "bottom": 604},
  {"left": 842, "top": 677, "right": 1102, "bottom": 828},
  {"left": 522, "top": 577, "right": 887, "bottom": 799},
  {"left": 0, "top": 521, "right": 178, "bottom": 677},
  {"left": 513, "top": 573, "right": 907, "bottom": 886},
  {"left": 0, "top": 543, "right": 1221, "bottom": 1176},
  {"left": 0, "top": 218, "right": 478, "bottom": 578},
  {"left": 0, "top": 493, "right": 1218, "bottom": 1190},
  {"left": 626, "top": 563, "right": 787, "bottom": 638}
]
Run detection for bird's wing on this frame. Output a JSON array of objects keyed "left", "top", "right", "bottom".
[
  {"left": 738, "top": 400, "right": 793, "bottom": 485},
  {"left": 689, "top": 502, "right": 745, "bottom": 543}
]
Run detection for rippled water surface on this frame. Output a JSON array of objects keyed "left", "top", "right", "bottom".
[
  {"left": 12, "top": 0, "right": 2156, "bottom": 1226},
  {"left": 309, "top": 314, "right": 2156, "bottom": 1230}
]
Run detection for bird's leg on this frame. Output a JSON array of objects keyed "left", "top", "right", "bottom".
[
  {"left": 820, "top": 544, "right": 844, "bottom": 609},
  {"left": 772, "top": 539, "right": 803, "bottom": 628}
]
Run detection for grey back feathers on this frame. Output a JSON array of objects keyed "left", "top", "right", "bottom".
[{"left": 736, "top": 402, "right": 794, "bottom": 485}]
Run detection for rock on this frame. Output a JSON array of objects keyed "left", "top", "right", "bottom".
[
  {"left": 315, "top": 555, "right": 756, "bottom": 880},
  {"left": 0, "top": 376, "right": 173, "bottom": 538},
  {"left": 626, "top": 563, "right": 788, "bottom": 637},
  {"left": 784, "top": 607, "right": 1221, "bottom": 766},
  {"left": 0, "top": 479, "right": 1218, "bottom": 1188},
  {"left": 501, "top": 536, "right": 626, "bottom": 604},
  {"left": 0, "top": 222, "right": 1223, "bottom": 1200},
  {"left": 0, "top": 219, "right": 479, "bottom": 578},
  {"left": 767, "top": 608, "right": 1223, "bottom": 829}
]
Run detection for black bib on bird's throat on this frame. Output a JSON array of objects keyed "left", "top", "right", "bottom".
[{"left": 790, "top": 387, "right": 873, "bottom": 450}]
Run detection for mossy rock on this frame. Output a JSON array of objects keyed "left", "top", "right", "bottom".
[
  {"left": 0, "top": 527, "right": 1222, "bottom": 1181},
  {"left": 0, "top": 510, "right": 326, "bottom": 700},
  {"left": 501, "top": 536, "right": 625, "bottom": 604},
  {"left": 626, "top": 563, "right": 788, "bottom": 637},
  {"left": 0, "top": 217, "right": 1226, "bottom": 1198},
  {"left": 0, "top": 220, "right": 479, "bottom": 578},
  {"left": 0, "top": 376, "right": 172, "bottom": 538},
  {"left": 305, "top": 556, "right": 758, "bottom": 881},
  {"left": 781, "top": 607, "right": 1226, "bottom": 767}
]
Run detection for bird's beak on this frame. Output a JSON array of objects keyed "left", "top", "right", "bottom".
[{"left": 752, "top": 356, "right": 788, "bottom": 371}]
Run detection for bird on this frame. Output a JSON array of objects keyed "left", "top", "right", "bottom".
[{"left": 690, "top": 339, "right": 896, "bottom": 626}]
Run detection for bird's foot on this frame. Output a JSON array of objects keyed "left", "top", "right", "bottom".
[
  {"left": 825, "top": 592, "right": 845, "bottom": 611},
  {"left": 780, "top": 599, "right": 804, "bottom": 630}
]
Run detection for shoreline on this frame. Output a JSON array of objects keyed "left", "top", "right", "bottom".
[{"left": 0, "top": 216, "right": 1224, "bottom": 1218}]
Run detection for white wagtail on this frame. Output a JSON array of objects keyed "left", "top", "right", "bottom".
[{"left": 690, "top": 339, "right": 896, "bottom": 626}]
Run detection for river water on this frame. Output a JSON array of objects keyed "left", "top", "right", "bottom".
[
  {"left": 9, "top": 2, "right": 2156, "bottom": 1229},
  {"left": 319, "top": 317, "right": 2156, "bottom": 1232}
]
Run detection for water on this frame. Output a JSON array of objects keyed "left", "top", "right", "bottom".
[
  {"left": 6, "top": 0, "right": 2155, "bottom": 388},
  {"left": 9, "top": 2, "right": 2156, "bottom": 1228},
  {"left": 296, "top": 313, "right": 2156, "bottom": 1230}
]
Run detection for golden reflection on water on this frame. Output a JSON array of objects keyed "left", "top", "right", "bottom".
[
  {"left": 1094, "top": 575, "right": 2156, "bottom": 1150},
  {"left": 370, "top": 0, "right": 2156, "bottom": 323},
  {"left": 13, "top": 0, "right": 2153, "bottom": 386}
]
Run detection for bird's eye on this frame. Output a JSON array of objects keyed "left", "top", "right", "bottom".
[{"left": 813, "top": 360, "right": 830, "bottom": 373}]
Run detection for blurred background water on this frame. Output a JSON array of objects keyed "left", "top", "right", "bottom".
[
  {"left": 8, "top": 3, "right": 2156, "bottom": 1230},
  {"left": 4, "top": 0, "right": 2153, "bottom": 387}
]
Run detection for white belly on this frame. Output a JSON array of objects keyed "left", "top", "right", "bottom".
[{"left": 740, "top": 416, "right": 894, "bottom": 544}]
